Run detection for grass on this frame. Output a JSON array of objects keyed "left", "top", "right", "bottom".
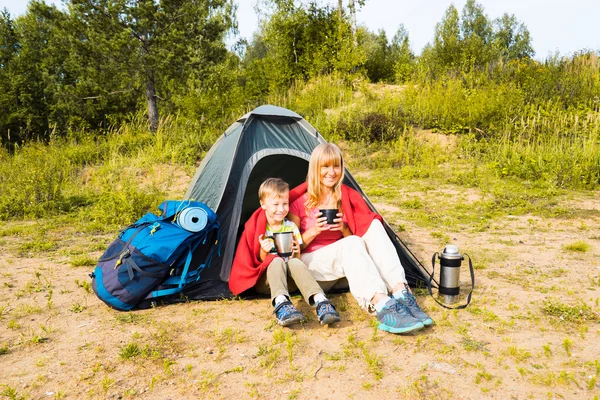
[
  {"left": 0, "top": 78, "right": 599, "bottom": 398},
  {"left": 562, "top": 240, "right": 592, "bottom": 252},
  {"left": 119, "top": 343, "right": 141, "bottom": 359},
  {"left": 69, "top": 255, "right": 97, "bottom": 267},
  {"left": 541, "top": 299, "right": 599, "bottom": 324}
]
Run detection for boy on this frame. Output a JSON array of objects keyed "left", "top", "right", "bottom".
[{"left": 229, "top": 178, "right": 340, "bottom": 326}]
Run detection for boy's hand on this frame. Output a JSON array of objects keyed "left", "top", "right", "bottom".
[
  {"left": 258, "top": 234, "right": 274, "bottom": 253},
  {"left": 291, "top": 238, "right": 300, "bottom": 255}
]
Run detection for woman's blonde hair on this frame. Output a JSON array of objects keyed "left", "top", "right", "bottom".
[{"left": 305, "top": 143, "right": 345, "bottom": 211}]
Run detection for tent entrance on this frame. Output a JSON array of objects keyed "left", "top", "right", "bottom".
[{"left": 238, "top": 154, "right": 309, "bottom": 240}]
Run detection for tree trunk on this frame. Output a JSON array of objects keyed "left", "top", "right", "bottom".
[
  {"left": 146, "top": 70, "right": 158, "bottom": 133},
  {"left": 338, "top": 0, "right": 343, "bottom": 21},
  {"left": 349, "top": 0, "right": 357, "bottom": 47}
]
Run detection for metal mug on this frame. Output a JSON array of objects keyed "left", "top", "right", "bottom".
[{"left": 266, "top": 231, "right": 294, "bottom": 257}]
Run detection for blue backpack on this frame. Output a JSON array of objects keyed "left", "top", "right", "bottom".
[{"left": 90, "top": 200, "right": 220, "bottom": 311}]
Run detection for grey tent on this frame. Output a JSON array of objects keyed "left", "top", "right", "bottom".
[{"left": 183, "top": 105, "right": 430, "bottom": 299}]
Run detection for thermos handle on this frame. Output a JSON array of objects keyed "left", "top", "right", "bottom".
[{"left": 427, "top": 253, "right": 475, "bottom": 310}]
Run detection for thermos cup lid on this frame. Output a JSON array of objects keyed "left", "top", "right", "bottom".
[{"left": 441, "top": 244, "right": 462, "bottom": 259}]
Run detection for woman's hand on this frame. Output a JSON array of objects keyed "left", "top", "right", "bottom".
[
  {"left": 329, "top": 212, "right": 351, "bottom": 236},
  {"left": 328, "top": 212, "right": 344, "bottom": 231},
  {"left": 313, "top": 212, "right": 331, "bottom": 234}
]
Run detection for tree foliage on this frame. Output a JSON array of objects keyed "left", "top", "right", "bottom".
[
  {"left": 242, "top": 0, "right": 363, "bottom": 95},
  {"left": 0, "top": 0, "right": 235, "bottom": 146},
  {"left": 0, "top": 0, "right": 597, "bottom": 151},
  {"left": 419, "top": 0, "right": 534, "bottom": 78}
]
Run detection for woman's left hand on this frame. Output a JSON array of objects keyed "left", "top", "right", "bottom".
[{"left": 329, "top": 212, "right": 346, "bottom": 232}]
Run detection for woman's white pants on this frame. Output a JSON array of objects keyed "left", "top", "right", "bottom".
[{"left": 300, "top": 219, "right": 407, "bottom": 309}]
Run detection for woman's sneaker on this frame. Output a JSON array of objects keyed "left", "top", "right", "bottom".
[
  {"left": 377, "top": 298, "right": 424, "bottom": 334},
  {"left": 394, "top": 290, "right": 434, "bottom": 326},
  {"left": 316, "top": 300, "right": 341, "bottom": 325},
  {"left": 274, "top": 301, "right": 305, "bottom": 326}
]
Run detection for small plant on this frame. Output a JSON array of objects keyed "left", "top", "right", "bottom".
[
  {"left": 362, "top": 347, "right": 383, "bottom": 380},
  {"left": 362, "top": 381, "right": 373, "bottom": 389},
  {"left": 213, "top": 326, "right": 246, "bottom": 345},
  {"left": 74, "top": 279, "right": 92, "bottom": 294},
  {"left": 245, "top": 381, "right": 260, "bottom": 398},
  {"left": 39, "top": 285, "right": 50, "bottom": 306},
  {"left": 563, "top": 338, "right": 573, "bottom": 357},
  {"left": 0, "top": 342, "right": 8, "bottom": 355},
  {"left": 475, "top": 370, "right": 492, "bottom": 384},
  {"left": 163, "top": 359, "right": 176, "bottom": 375},
  {"left": 0, "top": 384, "right": 25, "bottom": 400},
  {"left": 115, "top": 313, "right": 145, "bottom": 324},
  {"left": 542, "top": 344, "right": 552, "bottom": 358},
  {"left": 198, "top": 370, "right": 218, "bottom": 392},
  {"left": 12, "top": 303, "right": 43, "bottom": 317},
  {"left": 562, "top": 240, "right": 591, "bottom": 252},
  {"left": 69, "top": 255, "right": 97, "bottom": 267},
  {"left": 257, "top": 345, "right": 280, "bottom": 370},
  {"left": 69, "top": 302, "right": 85, "bottom": 313},
  {"left": 120, "top": 343, "right": 141, "bottom": 359},
  {"left": 101, "top": 375, "right": 115, "bottom": 395},
  {"left": 505, "top": 346, "right": 532, "bottom": 362},
  {"left": 461, "top": 338, "right": 488, "bottom": 352},
  {"left": 7, "top": 320, "right": 20, "bottom": 330},
  {"left": 36, "top": 357, "right": 48, "bottom": 367}
]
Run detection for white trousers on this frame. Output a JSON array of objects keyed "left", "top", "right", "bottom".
[{"left": 300, "top": 219, "right": 407, "bottom": 309}]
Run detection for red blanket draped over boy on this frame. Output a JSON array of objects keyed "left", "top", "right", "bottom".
[{"left": 228, "top": 182, "right": 383, "bottom": 295}]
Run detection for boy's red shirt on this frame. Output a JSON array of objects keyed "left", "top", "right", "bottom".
[{"left": 228, "top": 182, "right": 383, "bottom": 295}]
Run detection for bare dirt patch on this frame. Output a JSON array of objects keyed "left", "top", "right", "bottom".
[{"left": 1, "top": 181, "right": 599, "bottom": 399}]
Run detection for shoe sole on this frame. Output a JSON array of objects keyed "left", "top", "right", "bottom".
[
  {"left": 378, "top": 321, "right": 424, "bottom": 334},
  {"left": 319, "top": 313, "right": 341, "bottom": 325},
  {"left": 421, "top": 318, "right": 434, "bottom": 326},
  {"left": 278, "top": 314, "right": 305, "bottom": 326}
]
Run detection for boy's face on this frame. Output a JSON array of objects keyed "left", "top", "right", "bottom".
[{"left": 260, "top": 191, "right": 289, "bottom": 224}]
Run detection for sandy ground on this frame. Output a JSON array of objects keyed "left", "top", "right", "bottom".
[{"left": 1, "top": 177, "right": 599, "bottom": 400}]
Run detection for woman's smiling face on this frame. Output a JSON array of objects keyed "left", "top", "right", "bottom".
[{"left": 320, "top": 162, "right": 342, "bottom": 188}]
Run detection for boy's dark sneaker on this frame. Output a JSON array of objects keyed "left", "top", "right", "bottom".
[
  {"left": 274, "top": 301, "right": 305, "bottom": 326},
  {"left": 316, "top": 300, "right": 341, "bottom": 325},
  {"left": 394, "top": 290, "right": 434, "bottom": 326},
  {"left": 377, "top": 298, "right": 424, "bottom": 334}
]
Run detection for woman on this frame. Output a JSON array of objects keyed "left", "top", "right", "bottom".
[{"left": 288, "top": 143, "right": 432, "bottom": 334}]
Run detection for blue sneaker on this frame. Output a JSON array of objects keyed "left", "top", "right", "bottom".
[
  {"left": 377, "top": 298, "right": 424, "bottom": 334},
  {"left": 394, "top": 290, "right": 434, "bottom": 326},
  {"left": 274, "top": 301, "right": 305, "bottom": 326},
  {"left": 316, "top": 300, "right": 341, "bottom": 325}
]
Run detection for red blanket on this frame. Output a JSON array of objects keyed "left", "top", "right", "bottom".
[{"left": 228, "top": 182, "right": 382, "bottom": 295}]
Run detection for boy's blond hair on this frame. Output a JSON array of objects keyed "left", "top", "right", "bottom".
[{"left": 259, "top": 178, "right": 289, "bottom": 202}]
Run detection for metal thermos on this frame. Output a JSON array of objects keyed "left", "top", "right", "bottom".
[{"left": 439, "top": 244, "right": 463, "bottom": 304}]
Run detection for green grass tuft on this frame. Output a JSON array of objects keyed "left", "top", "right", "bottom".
[{"left": 562, "top": 240, "right": 591, "bottom": 252}]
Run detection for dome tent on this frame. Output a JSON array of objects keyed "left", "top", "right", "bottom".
[{"left": 182, "top": 105, "right": 430, "bottom": 300}]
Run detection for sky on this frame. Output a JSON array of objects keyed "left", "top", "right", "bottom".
[{"left": 1, "top": 0, "right": 598, "bottom": 60}]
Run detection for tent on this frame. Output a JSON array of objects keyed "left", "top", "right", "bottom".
[{"left": 183, "top": 105, "right": 431, "bottom": 299}]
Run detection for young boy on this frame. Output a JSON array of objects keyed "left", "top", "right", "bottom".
[{"left": 229, "top": 178, "right": 340, "bottom": 326}]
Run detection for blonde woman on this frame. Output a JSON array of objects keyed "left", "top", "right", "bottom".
[{"left": 288, "top": 143, "right": 432, "bottom": 334}]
